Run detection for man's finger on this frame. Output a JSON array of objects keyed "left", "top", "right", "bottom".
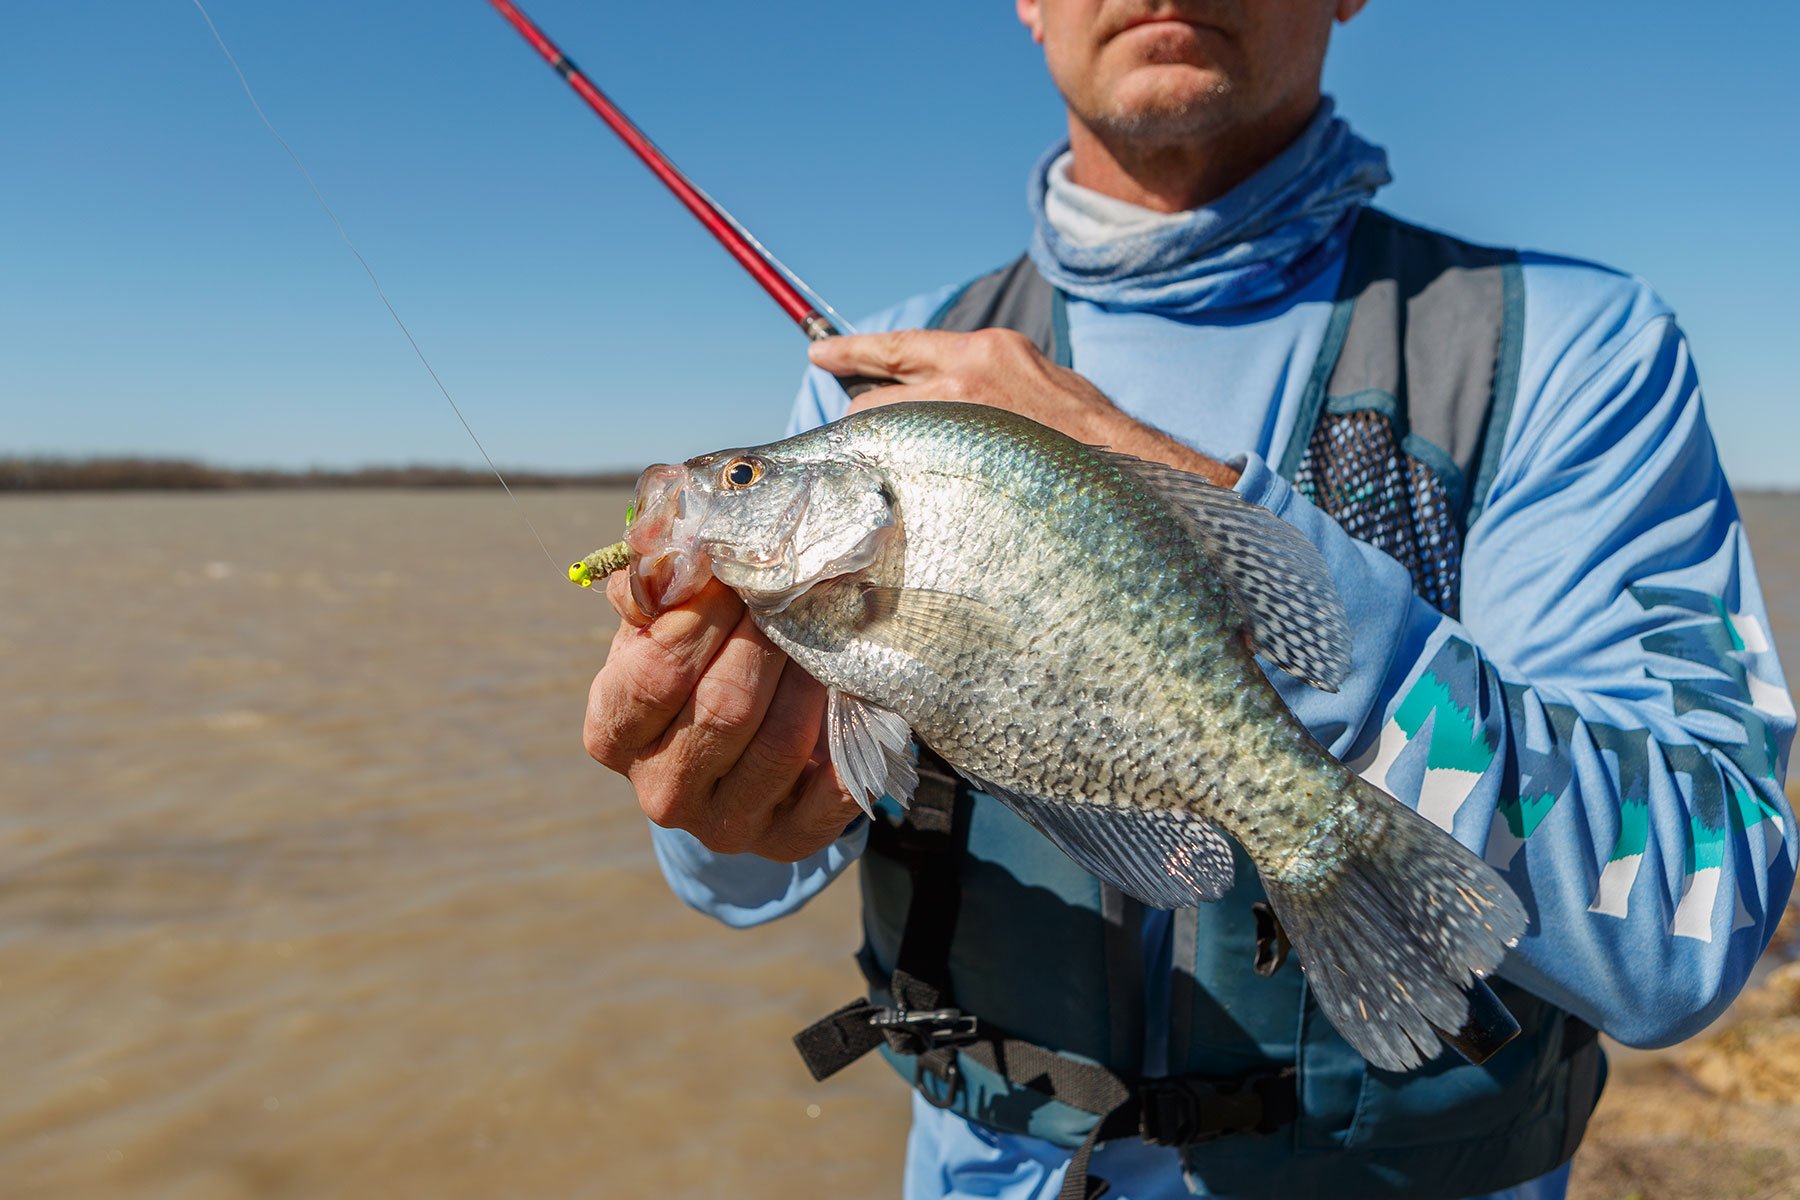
[
  {"left": 760, "top": 761, "right": 865, "bottom": 863},
  {"left": 808, "top": 329, "right": 959, "bottom": 382},
  {"left": 633, "top": 607, "right": 791, "bottom": 849},
  {"left": 711, "top": 658, "right": 830, "bottom": 819},
  {"left": 652, "top": 606, "right": 790, "bottom": 783},
  {"left": 605, "top": 568, "right": 653, "bottom": 628},
  {"left": 587, "top": 577, "right": 747, "bottom": 757}
]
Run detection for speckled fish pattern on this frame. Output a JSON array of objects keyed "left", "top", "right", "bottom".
[{"left": 643, "top": 402, "right": 1525, "bottom": 1070}]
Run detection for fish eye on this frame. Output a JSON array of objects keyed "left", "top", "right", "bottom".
[{"left": 721, "top": 457, "right": 763, "bottom": 490}]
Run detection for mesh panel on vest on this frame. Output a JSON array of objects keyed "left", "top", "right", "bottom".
[{"left": 1292, "top": 408, "right": 1463, "bottom": 616}]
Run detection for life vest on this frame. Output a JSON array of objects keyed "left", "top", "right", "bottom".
[{"left": 794, "top": 209, "right": 1604, "bottom": 1200}]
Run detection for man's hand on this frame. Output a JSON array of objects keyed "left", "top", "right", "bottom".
[
  {"left": 808, "top": 328, "right": 1241, "bottom": 487},
  {"left": 584, "top": 571, "right": 864, "bottom": 862}
]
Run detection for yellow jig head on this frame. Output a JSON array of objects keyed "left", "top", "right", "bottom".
[{"left": 569, "top": 541, "right": 630, "bottom": 588}]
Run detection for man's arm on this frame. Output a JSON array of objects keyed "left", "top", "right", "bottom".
[{"left": 1238, "top": 313, "right": 1794, "bottom": 1044}]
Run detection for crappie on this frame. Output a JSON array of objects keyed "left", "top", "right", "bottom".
[{"left": 623, "top": 401, "right": 1524, "bottom": 1071}]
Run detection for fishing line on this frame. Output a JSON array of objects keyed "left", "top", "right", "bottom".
[
  {"left": 189, "top": 0, "right": 562, "bottom": 573},
  {"left": 686, "top": 178, "right": 860, "bottom": 336}
]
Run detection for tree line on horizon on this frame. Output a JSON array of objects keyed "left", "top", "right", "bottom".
[
  {"left": 5, "top": 454, "right": 1793, "bottom": 497},
  {"left": 0, "top": 456, "right": 639, "bottom": 492}
]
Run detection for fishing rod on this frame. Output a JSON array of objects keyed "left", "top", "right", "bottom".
[{"left": 486, "top": 0, "right": 884, "bottom": 398}]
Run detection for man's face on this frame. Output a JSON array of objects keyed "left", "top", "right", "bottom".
[{"left": 1016, "top": 0, "right": 1354, "bottom": 144}]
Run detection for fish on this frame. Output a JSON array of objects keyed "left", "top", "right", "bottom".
[{"left": 622, "top": 401, "right": 1525, "bottom": 1071}]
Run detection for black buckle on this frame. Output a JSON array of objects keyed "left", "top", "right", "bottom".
[
  {"left": 914, "top": 1051, "right": 964, "bottom": 1110},
  {"left": 1136, "top": 1071, "right": 1290, "bottom": 1147},
  {"left": 869, "top": 1006, "right": 979, "bottom": 1055}
]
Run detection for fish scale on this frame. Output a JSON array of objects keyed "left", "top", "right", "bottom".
[{"left": 625, "top": 401, "right": 1526, "bottom": 1071}]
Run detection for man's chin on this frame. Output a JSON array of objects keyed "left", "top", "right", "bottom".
[{"left": 1091, "top": 69, "right": 1234, "bottom": 139}]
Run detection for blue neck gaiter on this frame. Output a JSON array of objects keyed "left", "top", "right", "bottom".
[{"left": 1026, "top": 99, "right": 1391, "bottom": 316}]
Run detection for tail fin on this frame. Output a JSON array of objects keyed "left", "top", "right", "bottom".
[{"left": 1260, "top": 784, "right": 1527, "bottom": 1072}]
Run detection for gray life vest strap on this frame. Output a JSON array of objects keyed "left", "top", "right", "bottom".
[
  {"left": 1284, "top": 207, "right": 1525, "bottom": 526},
  {"left": 926, "top": 210, "right": 1522, "bottom": 616},
  {"left": 928, "top": 254, "right": 1073, "bottom": 369}
]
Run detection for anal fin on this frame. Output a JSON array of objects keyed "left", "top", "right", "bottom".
[{"left": 963, "top": 774, "right": 1236, "bottom": 909}]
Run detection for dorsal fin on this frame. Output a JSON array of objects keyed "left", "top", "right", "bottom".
[{"left": 1102, "top": 451, "right": 1353, "bottom": 692}]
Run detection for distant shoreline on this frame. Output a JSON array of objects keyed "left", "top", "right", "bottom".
[
  {"left": 4, "top": 456, "right": 1794, "bottom": 497},
  {"left": 0, "top": 457, "right": 638, "bottom": 492}
]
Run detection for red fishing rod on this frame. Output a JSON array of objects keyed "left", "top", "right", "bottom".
[{"left": 487, "top": 0, "right": 882, "bottom": 396}]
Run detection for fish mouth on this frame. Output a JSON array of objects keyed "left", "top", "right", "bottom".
[
  {"left": 624, "top": 463, "right": 713, "bottom": 614},
  {"left": 623, "top": 459, "right": 820, "bottom": 616}
]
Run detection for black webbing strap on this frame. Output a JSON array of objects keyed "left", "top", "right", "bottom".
[
  {"left": 795, "top": 1007, "right": 1297, "bottom": 1198},
  {"left": 882, "top": 748, "right": 969, "bottom": 1097},
  {"left": 797, "top": 1007, "right": 1297, "bottom": 1199},
  {"left": 792, "top": 997, "right": 887, "bottom": 1081},
  {"left": 891, "top": 749, "right": 963, "bottom": 990},
  {"left": 793, "top": 748, "right": 968, "bottom": 1085},
  {"left": 1055, "top": 1075, "right": 1132, "bottom": 1200},
  {"left": 792, "top": 982, "right": 982, "bottom": 1082},
  {"left": 1042, "top": 1062, "right": 1299, "bottom": 1200}
]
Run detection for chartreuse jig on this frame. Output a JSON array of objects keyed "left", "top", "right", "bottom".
[{"left": 568, "top": 500, "right": 635, "bottom": 587}]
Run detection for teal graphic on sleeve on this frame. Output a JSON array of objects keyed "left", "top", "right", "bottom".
[{"left": 1388, "top": 584, "right": 1785, "bottom": 934}]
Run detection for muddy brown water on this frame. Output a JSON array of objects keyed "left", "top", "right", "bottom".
[{"left": 2, "top": 488, "right": 1796, "bottom": 1199}]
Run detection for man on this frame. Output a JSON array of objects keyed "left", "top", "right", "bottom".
[{"left": 585, "top": 2, "right": 1795, "bottom": 1197}]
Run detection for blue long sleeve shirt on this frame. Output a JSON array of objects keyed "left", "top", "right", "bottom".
[{"left": 647, "top": 230, "right": 1794, "bottom": 1198}]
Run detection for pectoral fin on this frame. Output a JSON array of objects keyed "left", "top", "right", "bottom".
[
  {"left": 826, "top": 689, "right": 918, "bottom": 816},
  {"left": 853, "top": 585, "right": 1023, "bottom": 676}
]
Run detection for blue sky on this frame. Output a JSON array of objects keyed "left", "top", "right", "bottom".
[{"left": 4, "top": 3, "right": 1797, "bottom": 484}]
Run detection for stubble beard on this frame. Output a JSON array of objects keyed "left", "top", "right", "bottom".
[{"left": 1076, "top": 75, "right": 1236, "bottom": 146}]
